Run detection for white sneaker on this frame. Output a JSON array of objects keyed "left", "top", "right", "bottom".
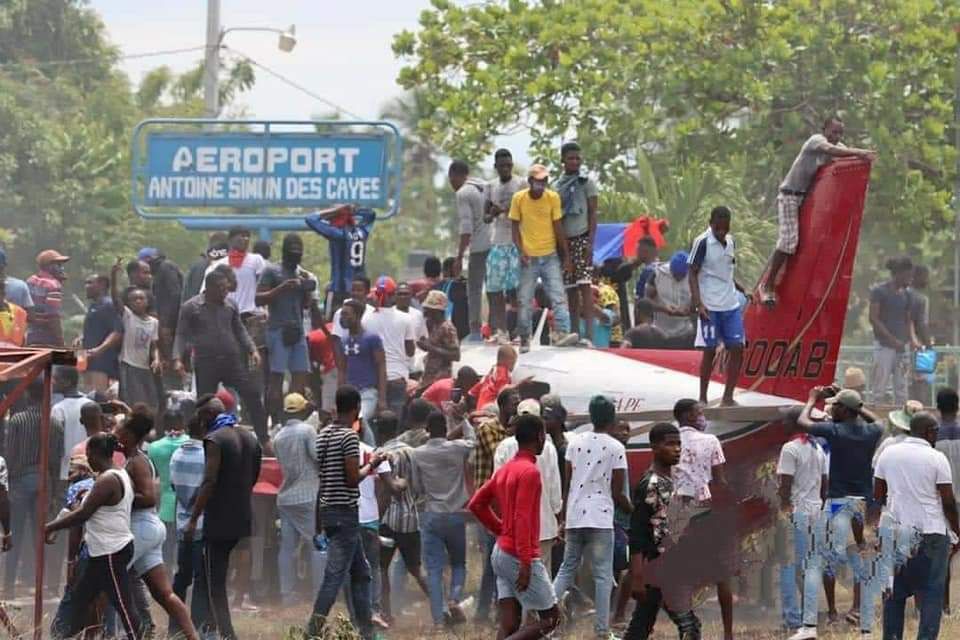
[
  {"left": 551, "top": 331, "right": 580, "bottom": 347},
  {"left": 787, "top": 628, "right": 817, "bottom": 640}
]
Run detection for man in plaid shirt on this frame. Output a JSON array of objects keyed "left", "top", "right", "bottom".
[
  {"left": 169, "top": 409, "right": 210, "bottom": 635},
  {"left": 759, "top": 117, "right": 876, "bottom": 306},
  {"left": 470, "top": 387, "right": 520, "bottom": 623}
]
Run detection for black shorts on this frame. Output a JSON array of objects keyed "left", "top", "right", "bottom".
[{"left": 379, "top": 523, "right": 422, "bottom": 570}]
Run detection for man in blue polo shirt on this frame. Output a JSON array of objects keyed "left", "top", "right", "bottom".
[{"left": 688, "top": 206, "right": 747, "bottom": 406}]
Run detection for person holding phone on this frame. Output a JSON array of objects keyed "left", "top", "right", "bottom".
[{"left": 797, "top": 386, "right": 883, "bottom": 635}]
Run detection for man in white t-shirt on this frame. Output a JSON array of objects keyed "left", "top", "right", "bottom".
[
  {"left": 493, "top": 400, "right": 563, "bottom": 561},
  {"left": 672, "top": 398, "right": 736, "bottom": 640},
  {"left": 777, "top": 408, "right": 828, "bottom": 639},
  {"left": 331, "top": 276, "right": 375, "bottom": 348},
  {"left": 202, "top": 226, "right": 266, "bottom": 315},
  {"left": 345, "top": 440, "right": 393, "bottom": 627},
  {"left": 552, "top": 396, "right": 631, "bottom": 638},
  {"left": 874, "top": 411, "right": 960, "bottom": 640},
  {"left": 364, "top": 277, "right": 415, "bottom": 420},
  {"left": 396, "top": 282, "right": 427, "bottom": 374}
]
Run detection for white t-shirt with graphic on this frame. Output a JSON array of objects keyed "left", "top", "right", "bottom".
[
  {"left": 120, "top": 307, "right": 159, "bottom": 369},
  {"left": 564, "top": 431, "right": 627, "bottom": 530},
  {"left": 673, "top": 426, "right": 726, "bottom": 502}
]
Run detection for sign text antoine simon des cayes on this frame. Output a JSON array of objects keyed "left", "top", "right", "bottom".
[{"left": 143, "top": 132, "right": 388, "bottom": 208}]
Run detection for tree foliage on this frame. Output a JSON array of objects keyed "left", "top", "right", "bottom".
[
  {"left": 394, "top": 0, "right": 960, "bottom": 339},
  {"left": 0, "top": 0, "right": 256, "bottom": 289}
]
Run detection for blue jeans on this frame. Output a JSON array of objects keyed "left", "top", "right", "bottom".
[
  {"left": 826, "top": 497, "right": 872, "bottom": 631},
  {"left": 475, "top": 526, "right": 498, "bottom": 620},
  {"left": 4, "top": 470, "right": 39, "bottom": 594},
  {"left": 553, "top": 527, "right": 614, "bottom": 635},
  {"left": 882, "top": 532, "right": 948, "bottom": 640},
  {"left": 780, "top": 511, "right": 826, "bottom": 629},
  {"left": 421, "top": 511, "right": 467, "bottom": 624},
  {"left": 517, "top": 253, "right": 571, "bottom": 337},
  {"left": 170, "top": 539, "right": 204, "bottom": 637},
  {"left": 278, "top": 502, "right": 326, "bottom": 601},
  {"left": 308, "top": 507, "right": 372, "bottom": 639}
]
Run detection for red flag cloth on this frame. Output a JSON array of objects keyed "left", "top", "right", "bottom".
[{"left": 622, "top": 216, "right": 670, "bottom": 258}]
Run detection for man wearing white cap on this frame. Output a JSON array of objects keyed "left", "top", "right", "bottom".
[
  {"left": 493, "top": 399, "right": 563, "bottom": 563},
  {"left": 509, "top": 164, "right": 579, "bottom": 353}
]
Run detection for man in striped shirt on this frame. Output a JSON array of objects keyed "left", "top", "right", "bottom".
[
  {"left": 273, "top": 393, "right": 322, "bottom": 606},
  {"left": 307, "top": 385, "right": 385, "bottom": 640},
  {"left": 169, "top": 410, "right": 208, "bottom": 635},
  {"left": 3, "top": 381, "right": 63, "bottom": 599},
  {"left": 378, "top": 409, "right": 431, "bottom": 622}
]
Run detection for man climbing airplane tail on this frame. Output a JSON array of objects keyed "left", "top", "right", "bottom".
[{"left": 615, "top": 156, "right": 872, "bottom": 403}]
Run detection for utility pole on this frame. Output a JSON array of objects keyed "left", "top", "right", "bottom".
[{"left": 204, "top": 0, "right": 221, "bottom": 118}]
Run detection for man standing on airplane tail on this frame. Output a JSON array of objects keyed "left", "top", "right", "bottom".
[
  {"left": 759, "top": 117, "right": 876, "bottom": 306},
  {"left": 689, "top": 206, "right": 748, "bottom": 407}
]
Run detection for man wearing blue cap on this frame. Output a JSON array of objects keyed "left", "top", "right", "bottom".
[
  {"left": 646, "top": 250, "right": 695, "bottom": 347},
  {"left": 0, "top": 248, "right": 34, "bottom": 312}
]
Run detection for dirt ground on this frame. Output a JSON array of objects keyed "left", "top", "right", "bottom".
[{"left": 4, "top": 577, "right": 953, "bottom": 639}]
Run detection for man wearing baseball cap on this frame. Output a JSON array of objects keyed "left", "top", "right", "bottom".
[
  {"left": 418, "top": 290, "right": 461, "bottom": 389},
  {"left": 508, "top": 164, "right": 579, "bottom": 352},
  {"left": 364, "top": 275, "right": 416, "bottom": 418},
  {"left": 647, "top": 250, "right": 696, "bottom": 347},
  {"left": 272, "top": 393, "right": 325, "bottom": 605},
  {"left": 0, "top": 248, "right": 34, "bottom": 312},
  {"left": 26, "top": 249, "right": 70, "bottom": 346},
  {"left": 795, "top": 386, "right": 883, "bottom": 638}
]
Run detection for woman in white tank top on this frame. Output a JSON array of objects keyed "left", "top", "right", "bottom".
[
  {"left": 44, "top": 433, "right": 141, "bottom": 640},
  {"left": 116, "top": 407, "right": 199, "bottom": 640}
]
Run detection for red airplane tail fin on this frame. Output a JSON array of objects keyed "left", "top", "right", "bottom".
[
  {"left": 739, "top": 158, "right": 871, "bottom": 402},
  {"left": 608, "top": 158, "right": 871, "bottom": 404}
]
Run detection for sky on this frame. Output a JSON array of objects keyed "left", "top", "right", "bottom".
[{"left": 90, "top": 0, "right": 531, "bottom": 164}]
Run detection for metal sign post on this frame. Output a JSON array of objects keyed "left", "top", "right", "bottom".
[{"left": 131, "top": 119, "right": 403, "bottom": 237}]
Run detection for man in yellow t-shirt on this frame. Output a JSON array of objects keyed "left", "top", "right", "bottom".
[
  {"left": 508, "top": 164, "right": 579, "bottom": 352},
  {"left": 0, "top": 278, "right": 27, "bottom": 347}
]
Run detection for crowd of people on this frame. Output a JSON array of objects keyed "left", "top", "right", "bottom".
[{"left": 0, "top": 127, "right": 955, "bottom": 640}]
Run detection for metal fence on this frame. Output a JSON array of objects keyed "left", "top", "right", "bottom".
[{"left": 836, "top": 345, "right": 960, "bottom": 406}]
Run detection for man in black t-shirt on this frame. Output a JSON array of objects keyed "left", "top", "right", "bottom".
[
  {"left": 626, "top": 422, "right": 700, "bottom": 639},
  {"left": 185, "top": 394, "right": 262, "bottom": 640}
]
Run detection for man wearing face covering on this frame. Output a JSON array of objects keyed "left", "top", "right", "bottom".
[
  {"left": 26, "top": 249, "right": 70, "bottom": 346},
  {"left": 646, "top": 250, "right": 696, "bottom": 347},
  {"left": 256, "top": 233, "right": 317, "bottom": 424}
]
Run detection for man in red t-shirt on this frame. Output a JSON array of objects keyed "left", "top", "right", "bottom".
[
  {"left": 307, "top": 323, "right": 338, "bottom": 411},
  {"left": 468, "top": 414, "right": 560, "bottom": 639},
  {"left": 470, "top": 345, "right": 517, "bottom": 411},
  {"left": 421, "top": 366, "right": 480, "bottom": 408}
]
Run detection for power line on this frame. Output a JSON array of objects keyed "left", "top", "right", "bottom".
[
  {"left": 0, "top": 45, "right": 207, "bottom": 70},
  {"left": 223, "top": 45, "right": 366, "bottom": 120}
]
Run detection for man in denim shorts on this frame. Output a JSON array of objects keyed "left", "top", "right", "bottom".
[
  {"left": 555, "top": 142, "right": 599, "bottom": 344},
  {"left": 469, "top": 414, "right": 560, "bottom": 639},
  {"left": 484, "top": 149, "right": 526, "bottom": 344}
]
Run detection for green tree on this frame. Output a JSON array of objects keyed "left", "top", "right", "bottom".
[
  {"left": 0, "top": 0, "right": 257, "bottom": 295},
  {"left": 394, "top": 0, "right": 960, "bottom": 338}
]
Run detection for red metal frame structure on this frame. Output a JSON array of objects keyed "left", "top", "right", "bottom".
[{"left": 0, "top": 347, "right": 75, "bottom": 639}]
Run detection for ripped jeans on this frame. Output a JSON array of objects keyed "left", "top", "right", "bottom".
[{"left": 825, "top": 497, "right": 873, "bottom": 632}]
